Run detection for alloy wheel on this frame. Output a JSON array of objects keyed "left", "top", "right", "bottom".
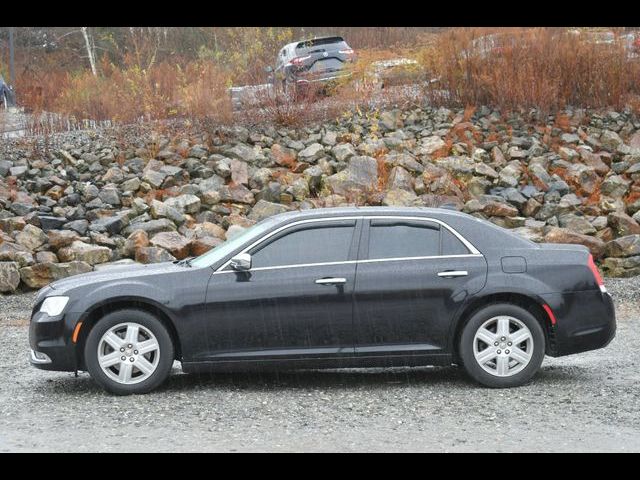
[
  {"left": 472, "top": 316, "right": 534, "bottom": 377},
  {"left": 97, "top": 322, "right": 161, "bottom": 385}
]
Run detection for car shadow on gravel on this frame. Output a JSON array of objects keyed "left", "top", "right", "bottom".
[{"left": 33, "top": 363, "right": 591, "bottom": 396}]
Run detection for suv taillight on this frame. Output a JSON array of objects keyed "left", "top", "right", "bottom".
[
  {"left": 290, "top": 55, "right": 311, "bottom": 66},
  {"left": 588, "top": 254, "right": 606, "bottom": 293}
]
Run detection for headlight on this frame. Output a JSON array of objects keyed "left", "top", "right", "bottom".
[{"left": 40, "top": 296, "right": 69, "bottom": 316}]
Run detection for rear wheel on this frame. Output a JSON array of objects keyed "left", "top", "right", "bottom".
[
  {"left": 84, "top": 309, "right": 174, "bottom": 395},
  {"left": 459, "top": 303, "right": 545, "bottom": 388}
]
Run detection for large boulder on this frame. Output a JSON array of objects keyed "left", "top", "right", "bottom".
[
  {"left": 163, "top": 194, "right": 201, "bottom": 214},
  {"left": 135, "top": 246, "right": 176, "bottom": 264},
  {"left": 325, "top": 156, "right": 379, "bottom": 196},
  {"left": 123, "top": 219, "right": 176, "bottom": 237},
  {"left": 543, "top": 227, "right": 606, "bottom": 258},
  {"left": 57, "top": 241, "right": 112, "bottom": 265},
  {"left": 248, "top": 200, "right": 289, "bottom": 222},
  {"left": 298, "top": 143, "right": 324, "bottom": 163},
  {"left": 601, "top": 256, "right": 640, "bottom": 277},
  {"left": 150, "top": 232, "right": 190, "bottom": 260},
  {"left": 15, "top": 224, "right": 48, "bottom": 251},
  {"left": 605, "top": 235, "right": 640, "bottom": 258},
  {"left": 382, "top": 189, "right": 419, "bottom": 206},
  {"left": 47, "top": 230, "right": 81, "bottom": 250},
  {"left": 19, "top": 261, "right": 93, "bottom": 289},
  {"left": 0, "top": 262, "right": 21, "bottom": 293}
]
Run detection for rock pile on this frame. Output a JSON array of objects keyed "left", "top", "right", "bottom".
[{"left": 2, "top": 106, "right": 640, "bottom": 293}]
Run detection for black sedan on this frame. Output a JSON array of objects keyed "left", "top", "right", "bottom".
[{"left": 29, "top": 207, "right": 616, "bottom": 395}]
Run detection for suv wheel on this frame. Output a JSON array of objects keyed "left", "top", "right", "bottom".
[
  {"left": 459, "top": 303, "right": 545, "bottom": 388},
  {"left": 84, "top": 309, "right": 174, "bottom": 395}
]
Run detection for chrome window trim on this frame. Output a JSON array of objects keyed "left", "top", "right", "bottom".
[{"left": 212, "top": 215, "right": 482, "bottom": 274}]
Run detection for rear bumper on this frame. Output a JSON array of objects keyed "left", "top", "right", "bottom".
[
  {"left": 29, "top": 311, "right": 80, "bottom": 372},
  {"left": 542, "top": 290, "right": 616, "bottom": 357}
]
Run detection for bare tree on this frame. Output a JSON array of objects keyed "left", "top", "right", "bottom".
[{"left": 81, "top": 27, "right": 98, "bottom": 76}]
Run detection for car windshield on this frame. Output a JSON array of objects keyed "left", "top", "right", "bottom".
[{"left": 190, "top": 218, "right": 278, "bottom": 269}]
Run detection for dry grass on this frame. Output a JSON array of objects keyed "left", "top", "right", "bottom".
[
  {"left": 9, "top": 27, "right": 640, "bottom": 131},
  {"left": 420, "top": 27, "right": 640, "bottom": 113}
]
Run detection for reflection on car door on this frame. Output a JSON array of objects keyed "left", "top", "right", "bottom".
[
  {"left": 353, "top": 217, "right": 487, "bottom": 359},
  {"left": 197, "top": 219, "right": 361, "bottom": 363}
]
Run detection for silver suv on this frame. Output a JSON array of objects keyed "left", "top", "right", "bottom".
[{"left": 270, "top": 36, "right": 356, "bottom": 95}]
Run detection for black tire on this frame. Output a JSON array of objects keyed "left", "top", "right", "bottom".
[
  {"left": 459, "top": 303, "right": 545, "bottom": 388},
  {"left": 84, "top": 309, "right": 174, "bottom": 395}
]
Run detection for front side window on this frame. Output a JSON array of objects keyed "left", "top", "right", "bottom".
[{"left": 250, "top": 221, "right": 356, "bottom": 269}]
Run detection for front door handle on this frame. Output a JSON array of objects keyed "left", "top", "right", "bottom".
[
  {"left": 437, "top": 270, "right": 468, "bottom": 278},
  {"left": 315, "top": 277, "right": 347, "bottom": 285}
]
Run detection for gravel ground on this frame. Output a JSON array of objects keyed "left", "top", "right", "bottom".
[{"left": 1, "top": 278, "right": 639, "bottom": 452}]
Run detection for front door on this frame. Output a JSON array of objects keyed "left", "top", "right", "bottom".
[
  {"left": 353, "top": 217, "right": 487, "bottom": 357},
  {"left": 198, "top": 219, "right": 361, "bottom": 362}
]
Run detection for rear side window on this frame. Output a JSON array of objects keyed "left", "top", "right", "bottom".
[
  {"left": 367, "top": 219, "right": 470, "bottom": 260},
  {"left": 441, "top": 228, "right": 470, "bottom": 255},
  {"left": 250, "top": 222, "right": 355, "bottom": 268},
  {"left": 368, "top": 220, "right": 440, "bottom": 260}
]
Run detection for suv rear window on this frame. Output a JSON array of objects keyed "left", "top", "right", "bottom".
[{"left": 296, "top": 37, "right": 345, "bottom": 49}]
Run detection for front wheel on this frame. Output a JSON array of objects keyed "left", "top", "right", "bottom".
[
  {"left": 84, "top": 309, "right": 175, "bottom": 395},
  {"left": 459, "top": 303, "right": 545, "bottom": 388}
]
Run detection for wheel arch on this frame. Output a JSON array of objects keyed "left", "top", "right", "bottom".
[
  {"left": 450, "top": 291, "right": 555, "bottom": 362},
  {"left": 74, "top": 297, "right": 183, "bottom": 370}
]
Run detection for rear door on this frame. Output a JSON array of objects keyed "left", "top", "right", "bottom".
[{"left": 353, "top": 217, "right": 487, "bottom": 357}]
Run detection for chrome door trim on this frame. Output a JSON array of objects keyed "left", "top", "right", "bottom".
[
  {"left": 437, "top": 270, "right": 469, "bottom": 278},
  {"left": 213, "top": 215, "right": 482, "bottom": 274},
  {"left": 315, "top": 277, "right": 347, "bottom": 285}
]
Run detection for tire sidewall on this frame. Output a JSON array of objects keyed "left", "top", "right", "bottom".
[
  {"left": 84, "top": 309, "right": 174, "bottom": 395},
  {"left": 459, "top": 303, "right": 546, "bottom": 388}
]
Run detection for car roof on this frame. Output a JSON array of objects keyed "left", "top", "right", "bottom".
[{"left": 267, "top": 206, "right": 472, "bottom": 222}]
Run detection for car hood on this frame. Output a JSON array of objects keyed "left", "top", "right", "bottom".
[{"left": 48, "top": 262, "right": 185, "bottom": 292}]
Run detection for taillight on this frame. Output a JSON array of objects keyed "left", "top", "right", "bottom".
[
  {"left": 290, "top": 55, "right": 311, "bottom": 66},
  {"left": 588, "top": 254, "right": 606, "bottom": 293}
]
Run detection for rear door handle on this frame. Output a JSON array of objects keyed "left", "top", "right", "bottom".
[
  {"left": 437, "top": 270, "right": 468, "bottom": 278},
  {"left": 315, "top": 277, "right": 347, "bottom": 285}
]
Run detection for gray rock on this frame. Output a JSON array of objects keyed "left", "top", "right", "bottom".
[
  {"left": 142, "top": 169, "right": 168, "bottom": 189},
  {"left": 605, "top": 235, "right": 640, "bottom": 258},
  {"left": 89, "top": 215, "right": 129, "bottom": 235},
  {"left": 150, "top": 232, "right": 190, "bottom": 259},
  {"left": 19, "top": 261, "right": 93, "bottom": 289},
  {"left": 298, "top": 143, "right": 324, "bottom": 163},
  {"left": 98, "top": 187, "right": 121, "bottom": 206},
  {"left": 600, "top": 130, "right": 623, "bottom": 152},
  {"left": 225, "top": 143, "right": 258, "bottom": 163},
  {"left": 382, "top": 189, "right": 419, "bottom": 206},
  {"left": 15, "top": 225, "right": 48, "bottom": 251},
  {"left": 558, "top": 213, "right": 597, "bottom": 235},
  {"left": 248, "top": 200, "right": 289, "bottom": 222},
  {"left": 123, "top": 218, "right": 176, "bottom": 237},
  {"left": 57, "top": 241, "right": 112, "bottom": 265},
  {"left": 325, "top": 156, "right": 379, "bottom": 196},
  {"left": 38, "top": 216, "right": 68, "bottom": 232},
  {"left": 601, "top": 175, "right": 630, "bottom": 198},
  {"left": 332, "top": 143, "right": 356, "bottom": 162},
  {"left": 135, "top": 246, "right": 176, "bottom": 264},
  {"left": 164, "top": 194, "right": 201, "bottom": 214},
  {"left": 0, "top": 262, "right": 21, "bottom": 293}
]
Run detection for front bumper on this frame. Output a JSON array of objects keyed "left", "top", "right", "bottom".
[
  {"left": 542, "top": 289, "right": 616, "bottom": 357},
  {"left": 29, "top": 310, "right": 80, "bottom": 372}
]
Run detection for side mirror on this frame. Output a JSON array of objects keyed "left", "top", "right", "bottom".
[
  {"left": 264, "top": 66, "right": 274, "bottom": 73},
  {"left": 230, "top": 253, "right": 252, "bottom": 271}
]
